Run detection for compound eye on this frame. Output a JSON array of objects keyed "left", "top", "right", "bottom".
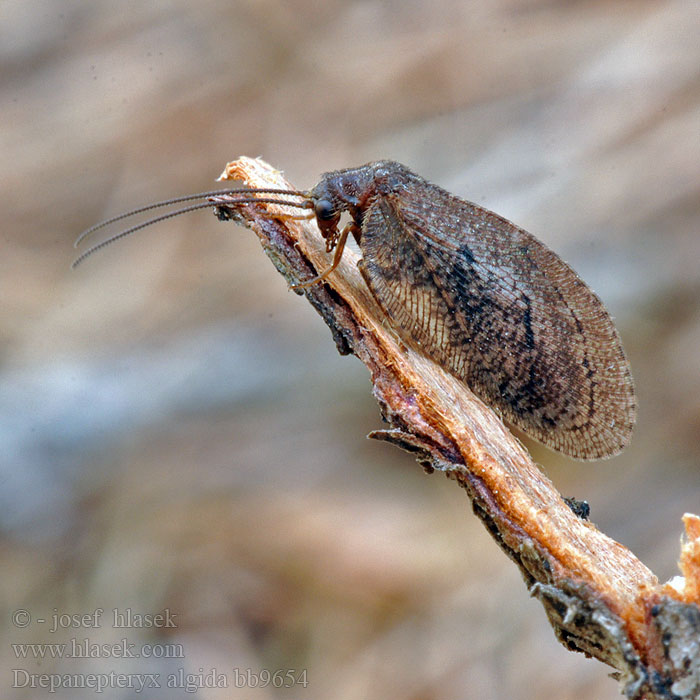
[{"left": 314, "top": 199, "right": 335, "bottom": 221}]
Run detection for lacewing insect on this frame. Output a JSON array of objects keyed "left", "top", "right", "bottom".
[{"left": 74, "top": 160, "right": 636, "bottom": 460}]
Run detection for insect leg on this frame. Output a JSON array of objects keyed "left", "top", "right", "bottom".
[{"left": 291, "top": 222, "right": 357, "bottom": 290}]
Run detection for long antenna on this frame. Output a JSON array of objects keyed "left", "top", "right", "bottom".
[
  {"left": 74, "top": 187, "right": 310, "bottom": 248},
  {"left": 72, "top": 191, "right": 313, "bottom": 268}
]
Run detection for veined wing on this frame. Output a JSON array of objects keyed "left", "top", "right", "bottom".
[{"left": 357, "top": 188, "right": 635, "bottom": 460}]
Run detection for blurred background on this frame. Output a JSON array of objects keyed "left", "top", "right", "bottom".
[{"left": 2, "top": 1, "right": 699, "bottom": 698}]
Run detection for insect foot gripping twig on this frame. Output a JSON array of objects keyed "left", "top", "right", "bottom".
[{"left": 218, "top": 156, "right": 700, "bottom": 699}]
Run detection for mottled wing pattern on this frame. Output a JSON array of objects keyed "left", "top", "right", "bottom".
[{"left": 357, "top": 185, "right": 636, "bottom": 460}]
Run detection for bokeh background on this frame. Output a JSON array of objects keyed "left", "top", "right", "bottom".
[{"left": 3, "top": 1, "right": 699, "bottom": 698}]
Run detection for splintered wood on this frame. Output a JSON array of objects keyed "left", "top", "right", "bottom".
[{"left": 213, "top": 157, "right": 699, "bottom": 699}]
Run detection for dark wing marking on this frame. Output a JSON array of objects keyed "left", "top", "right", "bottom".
[{"left": 357, "top": 187, "right": 636, "bottom": 460}]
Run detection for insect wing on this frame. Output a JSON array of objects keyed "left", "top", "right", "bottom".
[{"left": 357, "top": 188, "right": 635, "bottom": 460}]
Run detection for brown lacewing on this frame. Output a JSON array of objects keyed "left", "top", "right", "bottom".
[{"left": 74, "top": 160, "right": 636, "bottom": 460}]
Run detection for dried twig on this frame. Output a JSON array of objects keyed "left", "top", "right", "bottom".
[{"left": 218, "top": 156, "right": 700, "bottom": 700}]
